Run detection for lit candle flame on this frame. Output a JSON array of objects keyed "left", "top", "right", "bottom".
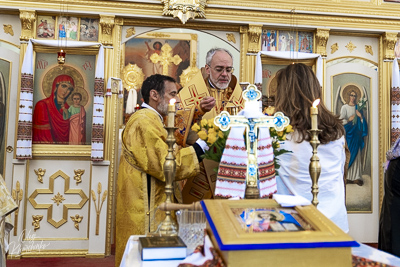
[
  {"left": 169, "top": 99, "right": 176, "bottom": 105},
  {"left": 312, "top": 99, "right": 320, "bottom": 108}
]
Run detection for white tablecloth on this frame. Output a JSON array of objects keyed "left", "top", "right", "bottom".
[
  {"left": 120, "top": 235, "right": 185, "bottom": 267},
  {"left": 120, "top": 235, "right": 400, "bottom": 267}
]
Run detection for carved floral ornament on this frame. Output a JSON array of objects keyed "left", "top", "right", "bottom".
[{"left": 161, "top": 0, "right": 207, "bottom": 24}]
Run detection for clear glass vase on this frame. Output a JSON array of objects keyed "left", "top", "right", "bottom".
[{"left": 176, "top": 209, "right": 207, "bottom": 253}]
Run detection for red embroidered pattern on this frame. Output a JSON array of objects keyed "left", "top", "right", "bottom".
[
  {"left": 17, "top": 121, "right": 32, "bottom": 140},
  {"left": 391, "top": 87, "right": 400, "bottom": 104},
  {"left": 94, "top": 78, "right": 104, "bottom": 95},
  {"left": 217, "top": 166, "right": 246, "bottom": 179},
  {"left": 257, "top": 144, "right": 272, "bottom": 150},
  {"left": 91, "top": 124, "right": 103, "bottom": 142},
  {"left": 225, "top": 145, "right": 246, "bottom": 151},
  {"left": 20, "top": 73, "right": 34, "bottom": 93}
]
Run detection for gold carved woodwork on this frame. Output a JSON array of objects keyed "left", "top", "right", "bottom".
[
  {"left": 70, "top": 214, "right": 83, "bottom": 230},
  {"left": 383, "top": 32, "right": 397, "bottom": 60},
  {"left": 28, "top": 170, "right": 89, "bottom": 229},
  {"left": 365, "top": 45, "right": 373, "bottom": 56},
  {"left": 149, "top": 43, "right": 182, "bottom": 76},
  {"left": 226, "top": 33, "right": 236, "bottom": 44},
  {"left": 73, "top": 169, "right": 85, "bottom": 185},
  {"left": 161, "top": 0, "right": 207, "bottom": 24},
  {"left": 34, "top": 168, "right": 46, "bottom": 183},
  {"left": 180, "top": 53, "right": 199, "bottom": 87},
  {"left": 99, "top": 15, "right": 115, "bottom": 46},
  {"left": 191, "top": 34, "right": 198, "bottom": 41},
  {"left": 32, "top": 215, "right": 43, "bottom": 231},
  {"left": 19, "top": 10, "right": 36, "bottom": 41},
  {"left": 345, "top": 41, "right": 357, "bottom": 53},
  {"left": 12, "top": 181, "right": 23, "bottom": 236},
  {"left": 3, "top": 24, "right": 14, "bottom": 36},
  {"left": 247, "top": 25, "right": 262, "bottom": 53},
  {"left": 91, "top": 182, "right": 107, "bottom": 235},
  {"left": 316, "top": 29, "right": 330, "bottom": 57},
  {"left": 147, "top": 32, "right": 171, "bottom": 38},
  {"left": 331, "top": 43, "right": 339, "bottom": 54},
  {"left": 122, "top": 64, "right": 145, "bottom": 91},
  {"left": 52, "top": 192, "right": 65, "bottom": 206},
  {"left": 126, "top": 27, "right": 135, "bottom": 38}
]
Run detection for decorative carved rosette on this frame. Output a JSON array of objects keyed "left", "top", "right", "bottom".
[
  {"left": 226, "top": 33, "right": 236, "bottom": 44},
  {"left": 3, "top": 24, "right": 14, "bottom": 36},
  {"left": 125, "top": 27, "right": 135, "bottom": 38},
  {"left": 121, "top": 64, "right": 145, "bottom": 91}
]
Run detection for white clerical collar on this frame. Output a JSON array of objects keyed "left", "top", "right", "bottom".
[
  {"left": 141, "top": 102, "right": 164, "bottom": 122},
  {"left": 208, "top": 78, "right": 216, "bottom": 89}
]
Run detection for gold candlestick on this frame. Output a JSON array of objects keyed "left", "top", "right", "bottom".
[
  {"left": 157, "top": 126, "right": 178, "bottom": 236},
  {"left": 308, "top": 129, "right": 321, "bottom": 207}
]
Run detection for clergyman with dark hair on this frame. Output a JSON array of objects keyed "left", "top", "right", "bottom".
[{"left": 115, "top": 74, "right": 207, "bottom": 266}]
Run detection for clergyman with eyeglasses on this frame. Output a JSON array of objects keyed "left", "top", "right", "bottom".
[{"left": 177, "top": 47, "right": 243, "bottom": 204}]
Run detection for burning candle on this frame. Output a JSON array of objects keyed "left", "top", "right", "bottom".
[
  {"left": 135, "top": 104, "right": 140, "bottom": 112},
  {"left": 310, "top": 99, "right": 320, "bottom": 130},
  {"left": 167, "top": 99, "right": 176, "bottom": 127}
]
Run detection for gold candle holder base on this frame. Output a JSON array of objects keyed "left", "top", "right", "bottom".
[
  {"left": 308, "top": 129, "right": 321, "bottom": 207},
  {"left": 245, "top": 184, "right": 260, "bottom": 199},
  {"left": 156, "top": 126, "right": 178, "bottom": 236}
]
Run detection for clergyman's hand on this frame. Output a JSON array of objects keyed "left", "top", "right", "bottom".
[{"left": 200, "top": 96, "right": 216, "bottom": 113}]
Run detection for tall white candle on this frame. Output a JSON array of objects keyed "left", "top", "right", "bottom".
[
  {"left": 167, "top": 99, "right": 176, "bottom": 127},
  {"left": 310, "top": 99, "right": 320, "bottom": 130}
]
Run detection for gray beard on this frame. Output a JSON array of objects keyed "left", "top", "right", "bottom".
[
  {"left": 157, "top": 99, "right": 168, "bottom": 116},
  {"left": 209, "top": 74, "right": 229, "bottom": 90}
]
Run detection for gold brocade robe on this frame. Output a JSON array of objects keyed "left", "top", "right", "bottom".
[
  {"left": 176, "top": 71, "right": 243, "bottom": 147},
  {"left": 0, "top": 175, "right": 17, "bottom": 267},
  {"left": 115, "top": 108, "right": 200, "bottom": 267},
  {"left": 175, "top": 72, "right": 243, "bottom": 204}
]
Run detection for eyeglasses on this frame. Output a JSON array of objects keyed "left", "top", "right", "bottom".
[{"left": 208, "top": 65, "right": 234, "bottom": 74}]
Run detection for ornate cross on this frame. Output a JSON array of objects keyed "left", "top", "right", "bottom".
[
  {"left": 150, "top": 43, "right": 182, "bottom": 75},
  {"left": 184, "top": 84, "right": 207, "bottom": 106},
  {"left": 214, "top": 84, "right": 289, "bottom": 188},
  {"left": 28, "top": 170, "right": 88, "bottom": 229}
]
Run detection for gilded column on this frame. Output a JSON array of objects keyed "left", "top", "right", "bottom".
[
  {"left": 239, "top": 26, "right": 248, "bottom": 83},
  {"left": 240, "top": 25, "right": 262, "bottom": 84},
  {"left": 16, "top": 9, "right": 35, "bottom": 153},
  {"left": 100, "top": 15, "right": 122, "bottom": 256},
  {"left": 11, "top": 12, "right": 35, "bottom": 256},
  {"left": 18, "top": 10, "right": 36, "bottom": 88},
  {"left": 315, "top": 29, "right": 329, "bottom": 98},
  {"left": 99, "top": 15, "right": 116, "bottom": 161},
  {"left": 381, "top": 32, "right": 397, "bottom": 208}
]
